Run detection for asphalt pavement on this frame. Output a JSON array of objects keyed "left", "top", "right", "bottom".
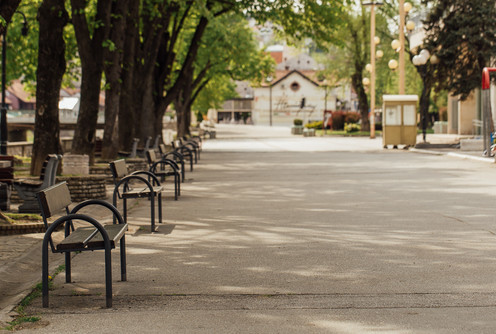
[{"left": 2, "top": 125, "right": 496, "bottom": 333}]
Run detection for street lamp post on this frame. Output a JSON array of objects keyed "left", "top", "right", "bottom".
[
  {"left": 322, "top": 80, "right": 328, "bottom": 135},
  {"left": 266, "top": 76, "right": 273, "bottom": 127},
  {"left": 364, "top": 2, "right": 383, "bottom": 139},
  {"left": 1, "top": 29, "right": 8, "bottom": 155},
  {"left": 399, "top": 0, "right": 405, "bottom": 94},
  {"left": 1, "top": 11, "right": 28, "bottom": 155}
]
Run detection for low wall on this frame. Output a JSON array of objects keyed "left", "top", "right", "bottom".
[{"left": 56, "top": 175, "right": 108, "bottom": 202}]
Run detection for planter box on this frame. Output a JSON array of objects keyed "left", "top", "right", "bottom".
[
  {"left": 291, "top": 126, "right": 304, "bottom": 135},
  {"left": 303, "top": 128, "right": 315, "bottom": 137}
]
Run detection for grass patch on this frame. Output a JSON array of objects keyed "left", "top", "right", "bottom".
[
  {"left": 2, "top": 265, "right": 65, "bottom": 331},
  {"left": 4, "top": 213, "right": 42, "bottom": 221},
  {"left": 0, "top": 213, "right": 42, "bottom": 225},
  {"left": 4, "top": 316, "right": 41, "bottom": 330},
  {"left": 317, "top": 130, "right": 383, "bottom": 137}
]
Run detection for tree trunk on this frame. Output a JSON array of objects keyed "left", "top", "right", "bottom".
[
  {"left": 138, "top": 74, "right": 156, "bottom": 142},
  {"left": 0, "top": 0, "right": 21, "bottom": 35},
  {"left": 31, "top": 0, "right": 68, "bottom": 175},
  {"left": 71, "top": 67, "right": 103, "bottom": 163},
  {"left": 352, "top": 71, "right": 370, "bottom": 132},
  {"left": 102, "top": 0, "right": 129, "bottom": 160},
  {"left": 70, "top": 0, "right": 112, "bottom": 164},
  {"left": 118, "top": 0, "right": 139, "bottom": 152}
]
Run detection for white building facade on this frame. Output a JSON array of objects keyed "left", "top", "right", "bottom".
[{"left": 252, "top": 70, "right": 337, "bottom": 126}]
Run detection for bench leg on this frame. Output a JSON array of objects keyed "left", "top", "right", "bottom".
[
  {"left": 177, "top": 175, "right": 181, "bottom": 196},
  {"left": 150, "top": 194, "right": 155, "bottom": 232},
  {"left": 104, "top": 246, "right": 112, "bottom": 308},
  {"left": 120, "top": 236, "right": 127, "bottom": 282},
  {"left": 158, "top": 193, "right": 162, "bottom": 224},
  {"left": 174, "top": 173, "right": 178, "bottom": 201},
  {"left": 176, "top": 172, "right": 180, "bottom": 198},
  {"left": 65, "top": 252, "right": 72, "bottom": 283},
  {"left": 123, "top": 199, "right": 128, "bottom": 224},
  {"left": 42, "top": 240, "right": 50, "bottom": 308}
]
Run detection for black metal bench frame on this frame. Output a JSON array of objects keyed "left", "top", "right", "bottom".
[
  {"left": 145, "top": 149, "right": 181, "bottom": 201},
  {"left": 110, "top": 159, "right": 163, "bottom": 232},
  {"left": 37, "top": 181, "right": 128, "bottom": 308},
  {"left": 14, "top": 154, "right": 61, "bottom": 213},
  {"left": 159, "top": 144, "right": 186, "bottom": 182},
  {"left": 171, "top": 140, "right": 195, "bottom": 172}
]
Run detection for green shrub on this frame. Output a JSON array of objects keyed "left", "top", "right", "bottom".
[
  {"left": 293, "top": 119, "right": 303, "bottom": 126},
  {"left": 305, "top": 121, "right": 323, "bottom": 129},
  {"left": 344, "top": 122, "right": 361, "bottom": 133}
]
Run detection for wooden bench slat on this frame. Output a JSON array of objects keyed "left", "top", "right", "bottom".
[
  {"left": 56, "top": 224, "right": 128, "bottom": 251},
  {"left": 86, "top": 224, "right": 128, "bottom": 249},
  {"left": 56, "top": 228, "right": 96, "bottom": 251},
  {"left": 122, "top": 186, "right": 163, "bottom": 198}
]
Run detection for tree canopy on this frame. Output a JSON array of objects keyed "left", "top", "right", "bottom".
[{"left": 422, "top": 0, "right": 496, "bottom": 100}]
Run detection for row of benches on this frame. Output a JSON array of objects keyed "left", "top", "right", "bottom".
[{"left": 37, "top": 136, "right": 203, "bottom": 308}]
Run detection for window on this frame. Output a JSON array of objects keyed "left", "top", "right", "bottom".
[{"left": 290, "top": 81, "right": 300, "bottom": 92}]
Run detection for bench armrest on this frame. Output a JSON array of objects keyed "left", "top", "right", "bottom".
[
  {"left": 165, "top": 151, "right": 184, "bottom": 162},
  {"left": 150, "top": 159, "right": 179, "bottom": 173},
  {"left": 131, "top": 170, "right": 161, "bottom": 186},
  {"left": 70, "top": 199, "right": 126, "bottom": 225},
  {"left": 113, "top": 174, "right": 157, "bottom": 200}
]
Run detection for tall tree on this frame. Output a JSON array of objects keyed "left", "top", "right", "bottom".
[
  {"left": 101, "top": 0, "right": 129, "bottom": 160},
  {"left": 422, "top": 0, "right": 496, "bottom": 100},
  {"left": 31, "top": 0, "right": 68, "bottom": 175},
  {"left": 70, "top": 0, "right": 112, "bottom": 163},
  {"left": 0, "top": 0, "right": 22, "bottom": 35},
  {"left": 175, "top": 13, "right": 275, "bottom": 135},
  {"left": 118, "top": 0, "right": 139, "bottom": 152}
]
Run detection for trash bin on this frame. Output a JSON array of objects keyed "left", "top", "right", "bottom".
[{"left": 382, "top": 95, "right": 418, "bottom": 148}]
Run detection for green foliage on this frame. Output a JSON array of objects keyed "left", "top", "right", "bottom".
[
  {"left": 191, "top": 13, "right": 275, "bottom": 112},
  {"left": 422, "top": 0, "right": 496, "bottom": 100},
  {"left": 344, "top": 122, "right": 360, "bottom": 133},
  {"left": 0, "top": 263, "right": 63, "bottom": 331},
  {"left": 293, "top": 118, "right": 303, "bottom": 126},
  {"left": 4, "top": 0, "right": 79, "bottom": 93},
  {"left": 305, "top": 121, "right": 323, "bottom": 129}
]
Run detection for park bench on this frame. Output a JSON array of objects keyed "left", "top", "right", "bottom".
[
  {"left": 181, "top": 136, "right": 202, "bottom": 159},
  {"left": 14, "top": 154, "right": 61, "bottom": 213},
  {"left": 175, "top": 138, "right": 200, "bottom": 163},
  {"left": 172, "top": 140, "right": 196, "bottom": 172},
  {"left": 0, "top": 156, "right": 14, "bottom": 210},
  {"left": 159, "top": 143, "right": 186, "bottom": 181},
  {"left": 153, "top": 135, "right": 162, "bottom": 151},
  {"left": 119, "top": 138, "right": 139, "bottom": 158},
  {"left": 37, "top": 181, "right": 128, "bottom": 308},
  {"left": 0, "top": 155, "right": 14, "bottom": 185},
  {"left": 145, "top": 149, "right": 181, "bottom": 200},
  {"left": 199, "top": 120, "right": 216, "bottom": 139},
  {"left": 109, "top": 159, "right": 163, "bottom": 232}
]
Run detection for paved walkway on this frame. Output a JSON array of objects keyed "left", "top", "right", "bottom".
[{"left": 2, "top": 125, "right": 496, "bottom": 333}]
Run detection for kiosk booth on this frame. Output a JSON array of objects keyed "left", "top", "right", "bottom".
[{"left": 382, "top": 95, "right": 418, "bottom": 148}]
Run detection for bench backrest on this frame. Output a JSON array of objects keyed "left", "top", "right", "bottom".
[
  {"left": 37, "top": 182, "right": 72, "bottom": 220},
  {"left": 129, "top": 138, "right": 139, "bottom": 158},
  {"left": 144, "top": 136, "right": 152, "bottom": 150},
  {"left": 159, "top": 144, "right": 167, "bottom": 155},
  {"left": 145, "top": 150, "right": 157, "bottom": 165},
  {"left": 42, "top": 155, "right": 61, "bottom": 186},
  {"left": 109, "top": 159, "right": 128, "bottom": 182},
  {"left": 153, "top": 135, "right": 161, "bottom": 149}
]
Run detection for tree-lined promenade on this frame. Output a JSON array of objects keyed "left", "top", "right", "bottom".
[
  {"left": 0, "top": 0, "right": 495, "bottom": 175},
  {"left": 0, "top": 0, "right": 345, "bottom": 174}
]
